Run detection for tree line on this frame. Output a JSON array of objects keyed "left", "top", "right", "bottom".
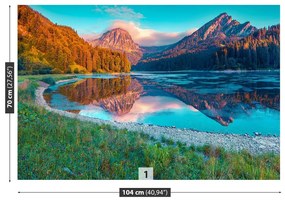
[{"left": 214, "top": 25, "right": 280, "bottom": 70}]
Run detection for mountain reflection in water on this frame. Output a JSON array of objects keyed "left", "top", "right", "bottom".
[
  {"left": 44, "top": 72, "right": 280, "bottom": 135},
  {"left": 58, "top": 76, "right": 143, "bottom": 115}
]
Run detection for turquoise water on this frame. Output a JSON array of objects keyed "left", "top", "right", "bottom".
[{"left": 44, "top": 71, "right": 280, "bottom": 136}]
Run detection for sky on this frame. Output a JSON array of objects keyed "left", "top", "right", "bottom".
[{"left": 30, "top": 5, "right": 280, "bottom": 46}]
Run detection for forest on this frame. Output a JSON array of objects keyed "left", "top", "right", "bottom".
[
  {"left": 134, "top": 25, "right": 280, "bottom": 71},
  {"left": 214, "top": 25, "right": 280, "bottom": 70},
  {"left": 18, "top": 5, "right": 131, "bottom": 75}
]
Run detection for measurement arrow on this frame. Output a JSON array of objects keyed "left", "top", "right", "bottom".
[
  {"left": 18, "top": 191, "right": 119, "bottom": 194},
  {"left": 8, "top": 5, "right": 11, "bottom": 182},
  {"left": 18, "top": 191, "right": 281, "bottom": 194},
  {"left": 9, "top": 5, "right": 11, "bottom": 62},
  {"left": 171, "top": 191, "right": 281, "bottom": 194}
]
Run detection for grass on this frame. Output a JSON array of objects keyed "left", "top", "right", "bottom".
[
  {"left": 18, "top": 74, "right": 76, "bottom": 83},
  {"left": 18, "top": 75, "right": 280, "bottom": 180}
]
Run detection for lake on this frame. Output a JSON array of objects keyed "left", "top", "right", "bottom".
[{"left": 43, "top": 71, "right": 280, "bottom": 136}]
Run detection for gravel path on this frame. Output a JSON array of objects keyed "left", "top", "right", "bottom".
[{"left": 35, "top": 81, "right": 280, "bottom": 155}]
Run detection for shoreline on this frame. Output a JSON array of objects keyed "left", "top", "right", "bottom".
[
  {"left": 131, "top": 69, "right": 280, "bottom": 74},
  {"left": 35, "top": 80, "right": 280, "bottom": 155}
]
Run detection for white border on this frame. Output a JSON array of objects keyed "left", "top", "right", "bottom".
[{"left": 0, "top": 0, "right": 283, "bottom": 201}]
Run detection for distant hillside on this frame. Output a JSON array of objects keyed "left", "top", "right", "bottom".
[
  {"left": 134, "top": 13, "right": 279, "bottom": 71},
  {"left": 18, "top": 6, "right": 131, "bottom": 74},
  {"left": 213, "top": 25, "right": 280, "bottom": 70},
  {"left": 90, "top": 28, "right": 142, "bottom": 65},
  {"left": 140, "top": 44, "right": 174, "bottom": 59}
]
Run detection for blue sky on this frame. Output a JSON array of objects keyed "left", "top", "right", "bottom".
[{"left": 30, "top": 5, "right": 280, "bottom": 46}]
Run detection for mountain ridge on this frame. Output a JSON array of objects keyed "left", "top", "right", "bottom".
[
  {"left": 140, "top": 12, "right": 257, "bottom": 62},
  {"left": 134, "top": 24, "right": 280, "bottom": 71},
  {"left": 89, "top": 12, "right": 261, "bottom": 70}
]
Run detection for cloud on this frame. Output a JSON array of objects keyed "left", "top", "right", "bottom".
[
  {"left": 114, "top": 96, "right": 198, "bottom": 122},
  {"left": 108, "top": 20, "right": 197, "bottom": 46},
  {"left": 93, "top": 6, "right": 144, "bottom": 20},
  {"left": 80, "top": 33, "right": 101, "bottom": 42}
]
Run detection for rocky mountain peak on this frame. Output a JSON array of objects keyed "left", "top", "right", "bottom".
[
  {"left": 214, "top": 12, "right": 232, "bottom": 23},
  {"left": 216, "top": 12, "right": 228, "bottom": 18},
  {"left": 90, "top": 28, "right": 142, "bottom": 65},
  {"left": 110, "top": 27, "right": 128, "bottom": 32},
  {"left": 95, "top": 28, "right": 138, "bottom": 49},
  {"left": 104, "top": 28, "right": 132, "bottom": 40},
  {"left": 197, "top": 13, "right": 256, "bottom": 40}
]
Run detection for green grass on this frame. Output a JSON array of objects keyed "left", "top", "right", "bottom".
[
  {"left": 18, "top": 74, "right": 76, "bottom": 83},
  {"left": 18, "top": 75, "right": 280, "bottom": 180}
]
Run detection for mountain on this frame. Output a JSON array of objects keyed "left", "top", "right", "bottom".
[
  {"left": 139, "top": 13, "right": 257, "bottom": 63},
  {"left": 135, "top": 13, "right": 279, "bottom": 71},
  {"left": 194, "top": 12, "right": 256, "bottom": 39},
  {"left": 140, "top": 44, "right": 174, "bottom": 59},
  {"left": 90, "top": 28, "right": 143, "bottom": 65},
  {"left": 18, "top": 6, "right": 131, "bottom": 74},
  {"left": 135, "top": 25, "right": 280, "bottom": 71}
]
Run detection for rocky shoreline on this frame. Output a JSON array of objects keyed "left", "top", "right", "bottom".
[{"left": 35, "top": 80, "right": 280, "bottom": 155}]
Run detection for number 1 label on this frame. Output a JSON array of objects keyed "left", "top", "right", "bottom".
[
  {"left": 139, "top": 167, "right": 153, "bottom": 180},
  {"left": 144, "top": 171, "right": 148, "bottom": 178}
]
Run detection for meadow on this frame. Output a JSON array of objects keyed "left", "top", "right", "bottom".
[{"left": 18, "top": 75, "right": 280, "bottom": 180}]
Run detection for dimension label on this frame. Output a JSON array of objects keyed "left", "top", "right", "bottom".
[
  {"left": 119, "top": 188, "right": 171, "bottom": 197},
  {"left": 5, "top": 62, "right": 14, "bottom": 113}
]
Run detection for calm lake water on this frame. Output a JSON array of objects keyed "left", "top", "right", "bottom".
[{"left": 44, "top": 71, "right": 280, "bottom": 136}]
